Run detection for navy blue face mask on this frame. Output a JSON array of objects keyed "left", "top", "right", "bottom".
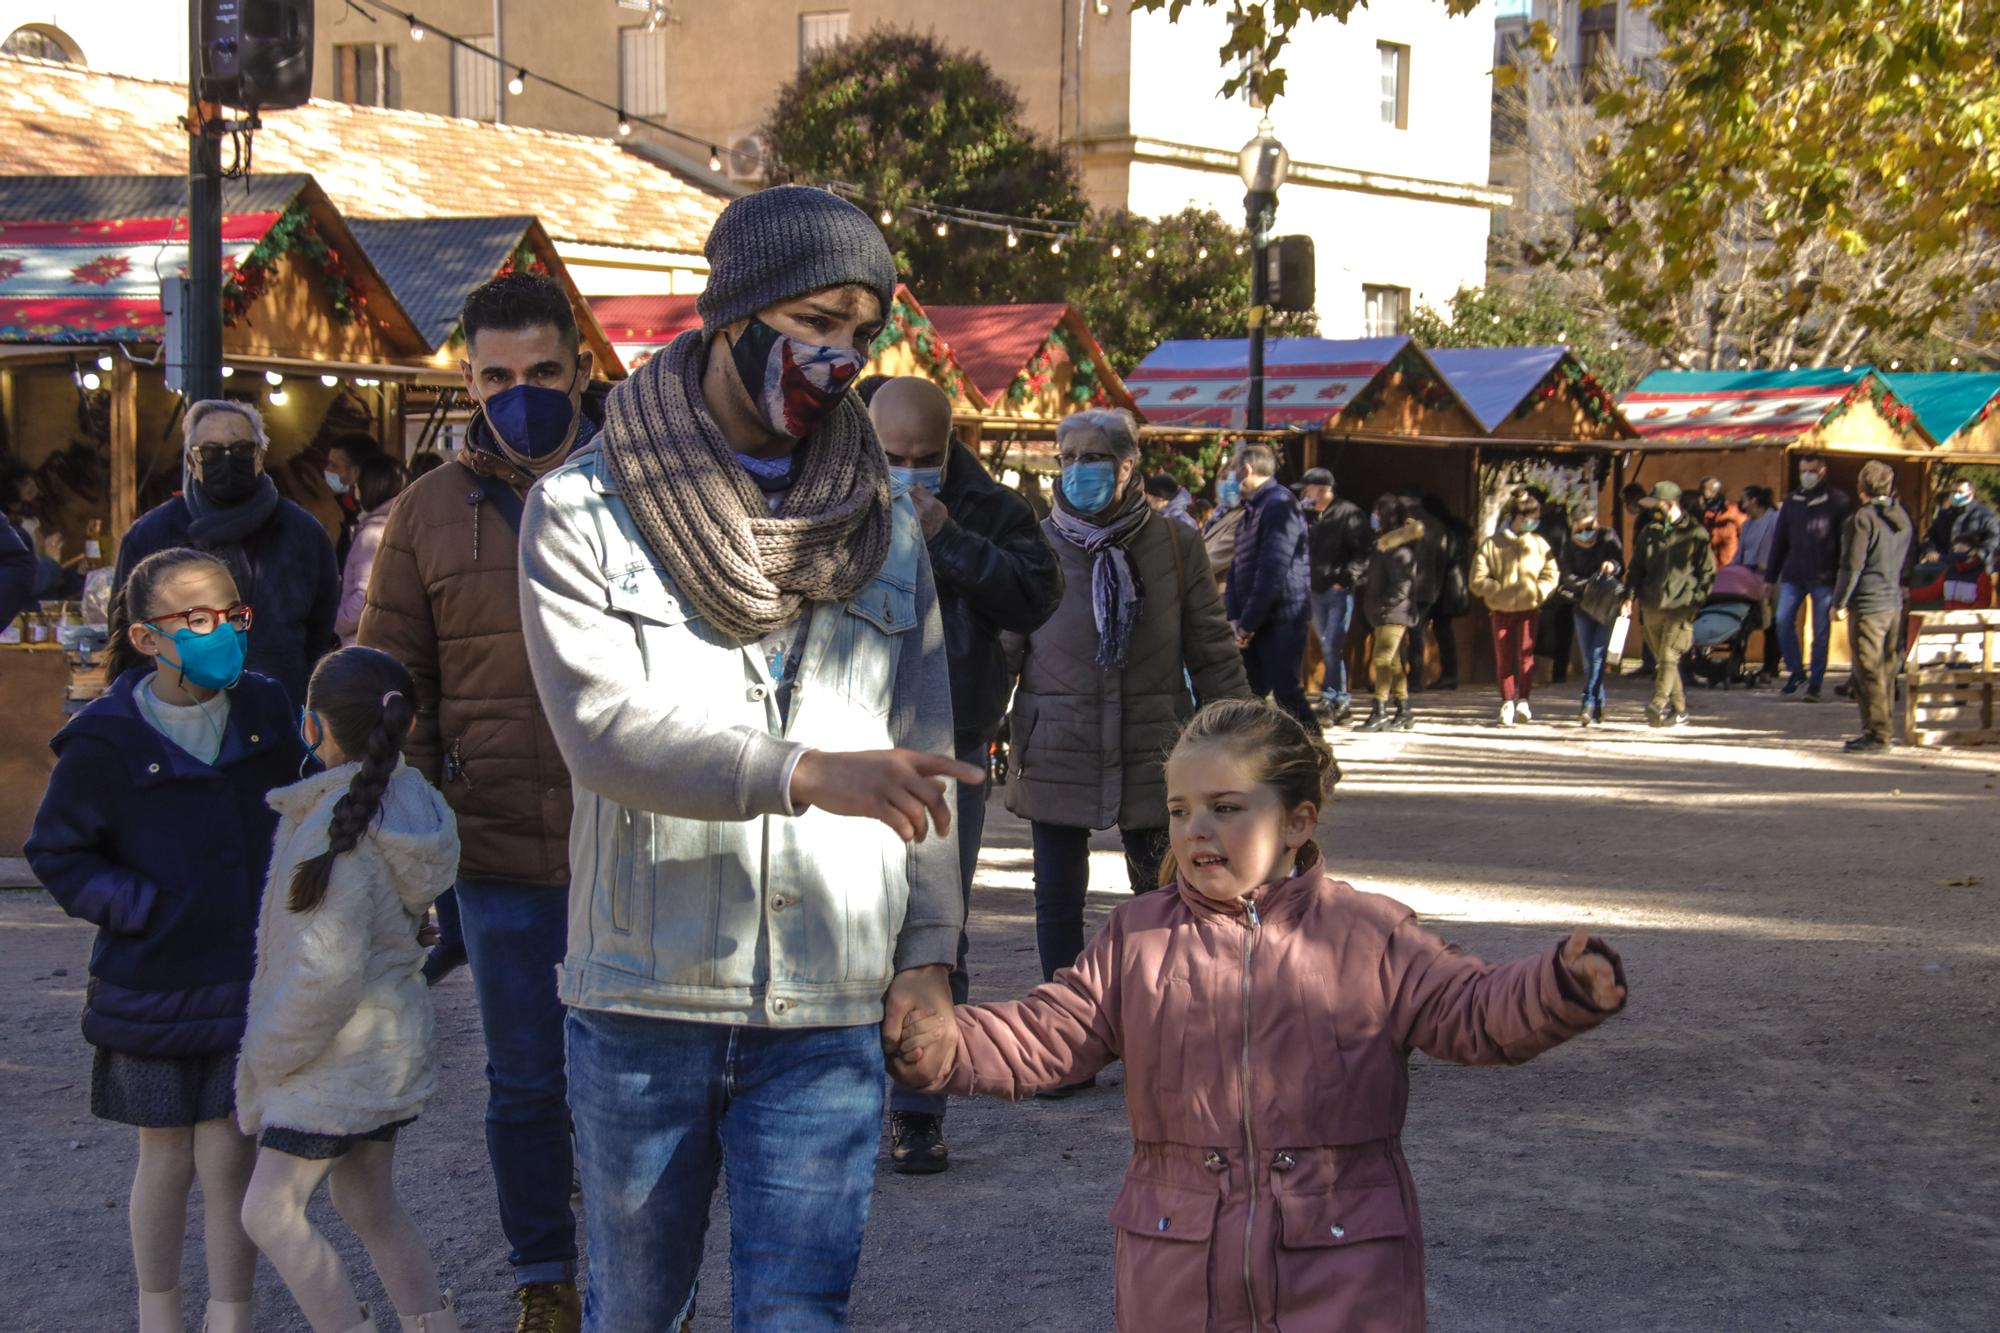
[{"left": 483, "top": 376, "right": 579, "bottom": 461}]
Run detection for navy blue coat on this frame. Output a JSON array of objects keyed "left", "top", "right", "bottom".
[
  {"left": 26, "top": 670, "right": 304, "bottom": 1058},
  {"left": 1226, "top": 479, "right": 1311, "bottom": 635},
  {"left": 114, "top": 492, "right": 339, "bottom": 710},
  {"left": 0, "top": 516, "right": 33, "bottom": 625}
]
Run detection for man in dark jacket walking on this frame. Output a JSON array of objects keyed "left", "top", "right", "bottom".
[
  {"left": 1226, "top": 443, "right": 1315, "bottom": 727},
  {"left": 1302, "top": 467, "right": 1370, "bottom": 723},
  {"left": 113, "top": 400, "right": 338, "bottom": 709},
  {"left": 359, "top": 274, "right": 595, "bottom": 1331},
  {"left": 868, "top": 375, "right": 1061, "bottom": 1173},
  {"left": 1835, "top": 461, "right": 1915, "bottom": 752},
  {"left": 1763, "top": 453, "right": 1853, "bottom": 700},
  {"left": 1626, "top": 481, "right": 1717, "bottom": 727},
  {"left": 1921, "top": 477, "right": 2000, "bottom": 571}
]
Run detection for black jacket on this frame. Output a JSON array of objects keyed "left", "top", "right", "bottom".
[
  {"left": 1558, "top": 530, "right": 1626, "bottom": 599},
  {"left": 1766, "top": 485, "right": 1853, "bottom": 588},
  {"left": 929, "top": 440, "right": 1063, "bottom": 744},
  {"left": 26, "top": 670, "right": 303, "bottom": 1057},
  {"left": 1307, "top": 498, "right": 1372, "bottom": 593},
  {"left": 1361, "top": 518, "right": 1426, "bottom": 628},
  {"left": 1835, "top": 499, "right": 1915, "bottom": 614},
  {"left": 0, "top": 515, "right": 33, "bottom": 625},
  {"left": 1923, "top": 498, "right": 2000, "bottom": 570}
]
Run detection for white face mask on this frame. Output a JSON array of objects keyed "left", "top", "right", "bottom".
[{"left": 1800, "top": 471, "right": 1824, "bottom": 490}]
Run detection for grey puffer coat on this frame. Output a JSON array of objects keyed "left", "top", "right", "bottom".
[{"left": 1004, "top": 508, "right": 1249, "bottom": 831}]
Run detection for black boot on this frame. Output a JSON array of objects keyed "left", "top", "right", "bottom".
[
  {"left": 1391, "top": 699, "right": 1414, "bottom": 731},
  {"left": 888, "top": 1111, "right": 951, "bottom": 1175},
  {"left": 1356, "top": 701, "right": 1392, "bottom": 732}
]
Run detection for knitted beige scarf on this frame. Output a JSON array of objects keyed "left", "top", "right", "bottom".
[{"left": 600, "top": 329, "right": 892, "bottom": 642}]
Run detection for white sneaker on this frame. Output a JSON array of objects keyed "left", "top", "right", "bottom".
[
  {"left": 1499, "top": 700, "right": 1517, "bottom": 726},
  {"left": 1516, "top": 700, "right": 1534, "bottom": 722}
]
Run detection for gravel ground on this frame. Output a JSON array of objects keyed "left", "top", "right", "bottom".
[{"left": 4, "top": 677, "right": 1997, "bottom": 1331}]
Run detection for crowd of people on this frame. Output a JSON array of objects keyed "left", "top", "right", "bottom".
[{"left": 20, "top": 183, "right": 1988, "bottom": 1332}]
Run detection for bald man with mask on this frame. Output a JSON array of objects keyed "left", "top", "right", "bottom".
[{"left": 866, "top": 375, "right": 1062, "bottom": 1175}]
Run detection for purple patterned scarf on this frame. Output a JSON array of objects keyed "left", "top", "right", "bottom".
[{"left": 1049, "top": 483, "right": 1150, "bottom": 669}]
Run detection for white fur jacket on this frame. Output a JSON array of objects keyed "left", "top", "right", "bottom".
[{"left": 237, "top": 760, "right": 459, "bottom": 1137}]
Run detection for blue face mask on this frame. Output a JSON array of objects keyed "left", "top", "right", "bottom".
[
  {"left": 1369, "top": 512, "right": 1383, "bottom": 532},
  {"left": 483, "top": 379, "right": 578, "bottom": 461},
  {"left": 1951, "top": 491, "right": 1972, "bottom": 509},
  {"left": 1216, "top": 474, "right": 1242, "bottom": 509},
  {"left": 298, "top": 706, "right": 324, "bottom": 778},
  {"left": 1062, "top": 460, "right": 1119, "bottom": 514},
  {"left": 147, "top": 622, "right": 246, "bottom": 691},
  {"left": 1519, "top": 518, "right": 1540, "bottom": 534},
  {"left": 888, "top": 465, "right": 945, "bottom": 498}
]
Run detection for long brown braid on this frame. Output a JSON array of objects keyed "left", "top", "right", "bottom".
[
  {"left": 288, "top": 646, "right": 417, "bottom": 913},
  {"left": 1156, "top": 698, "right": 1342, "bottom": 888}
]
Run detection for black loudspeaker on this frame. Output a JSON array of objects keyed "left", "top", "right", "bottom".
[
  {"left": 199, "top": 0, "right": 314, "bottom": 110},
  {"left": 1267, "top": 235, "right": 1316, "bottom": 313}
]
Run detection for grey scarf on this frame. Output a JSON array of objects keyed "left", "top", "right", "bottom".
[
  {"left": 1049, "top": 484, "right": 1150, "bottom": 669},
  {"left": 599, "top": 330, "right": 892, "bottom": 643}
]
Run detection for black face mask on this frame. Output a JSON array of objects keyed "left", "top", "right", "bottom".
[{"left": 199, "top": 452, "right": 260, "bottom": 505}]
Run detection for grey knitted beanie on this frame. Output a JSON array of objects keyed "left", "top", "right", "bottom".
[{"left": 697, "top": 186, "right": 899, "bottom": 334}]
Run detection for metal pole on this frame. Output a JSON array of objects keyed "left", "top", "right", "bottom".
[
  {"left": 185, "top": 5, "right": 223, "bottom": 403},
  {"left": 493, "top": 0, "right": 505, "bottom": 125},
  {"left": 1245, "top": 190, "right": 1272, "bottom": 433}
]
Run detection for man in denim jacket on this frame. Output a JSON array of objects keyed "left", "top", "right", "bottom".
[{"left": 518, "top": 187, "right": 980, "bottom": 1332}]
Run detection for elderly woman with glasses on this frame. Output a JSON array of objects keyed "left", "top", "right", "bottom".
[
  {"left": 111, "top": 398, "right": 340, "bottom": 709},
  {"left": 1001, "top": 409, "right": 1249, "bottom": 1091}
]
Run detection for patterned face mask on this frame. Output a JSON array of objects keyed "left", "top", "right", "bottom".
[{"left": 729, "top": 316, "right": 865, "bottom": 439}]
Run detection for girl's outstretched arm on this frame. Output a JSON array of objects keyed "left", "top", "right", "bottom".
[
  {"left": 895, "top": 920, "right": 1125, "bottom": 1100},
  {"left": 1389, "top": 920, "right": 1627, "bottom": 1066}
]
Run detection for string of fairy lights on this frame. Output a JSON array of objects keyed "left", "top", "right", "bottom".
[{"left": 354, "top": 0, "right": 1244, "bottom": 264}]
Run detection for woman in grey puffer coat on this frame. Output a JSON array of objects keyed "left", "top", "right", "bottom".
[{"left": 1003, "top": 411, "right": 1248, "bottom": 1024}]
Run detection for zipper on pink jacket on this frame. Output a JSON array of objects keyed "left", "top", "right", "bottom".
[{"left": 1239, "top": 897, "right": 1263, "bottom": 1332}]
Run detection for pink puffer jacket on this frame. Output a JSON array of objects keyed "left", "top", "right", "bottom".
[{"left": 928, "top": 853, "right": 1624, "bottom": 1331}]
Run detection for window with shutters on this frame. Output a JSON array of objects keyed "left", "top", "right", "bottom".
[
  {"left": 333, "top": 43, "right": 397, "bottom": 108},
  {"left": 1377, "top": 42, "right": 1410, "bottom": 129},
  {"left": 1362, "top": 285, "right": 1410, "bottom": 337},
  {"left": 452, "top": 33, "right": 498, "bottom": 122},
  {"left": 1579, "top": 2, "right": 1619, "bottom": 92},
  {"left": 799, "top": 11, "right": 849, "bottom": 68},
  {"left": 619, "top": 27, "right": 669, "bottom": 117}
]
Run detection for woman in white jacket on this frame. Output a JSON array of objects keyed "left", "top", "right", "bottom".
[{"left": 236, "top": 646, "right": 461, "bottom": 1333}]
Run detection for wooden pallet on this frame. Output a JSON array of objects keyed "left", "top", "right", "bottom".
[{"left": 1904, "top": 609, "right": 2000, "bottom": 747}]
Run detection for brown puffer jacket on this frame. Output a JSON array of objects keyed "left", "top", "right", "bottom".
[
  {"left": 356, "top": 445, "right": 571, "bottom": 887},
  {"left": 1004, "top": 506, "right": 1249, "bottom": 831}
]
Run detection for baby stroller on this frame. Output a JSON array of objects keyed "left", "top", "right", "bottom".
[{"left": 1686, "top": 565, "right": 1768, "bottom": 689}]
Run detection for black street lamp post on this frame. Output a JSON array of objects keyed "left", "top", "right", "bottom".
[{"left": 1238, "top": 120, "right": 1290, "bottom": 433}]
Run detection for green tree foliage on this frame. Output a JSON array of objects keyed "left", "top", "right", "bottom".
[
  {"left": 1408, "top": 284, "right": 1637, "bottom": 394},
  {"left": 761, "top": 28, "right": 1316, "bottom": 372}
]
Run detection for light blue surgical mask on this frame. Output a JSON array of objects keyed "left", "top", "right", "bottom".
[
  {"left": 888, "top": 465, "right": 945, "bottom": 498},
  {"left": 1216, "top": 474, "right": 1242, "bottom": 509},
  {"left": 1061, "top": 460, "right": 1119, "bottom": 514},
  {"left": 1518, "top": 518, "right": 1540, "bottom": 534},
  {"left": 1369, "top": 513, "right": 1383, "bottom": 532}
]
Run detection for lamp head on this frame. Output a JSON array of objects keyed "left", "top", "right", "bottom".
[{"left": 1237, "top": 119, "right": 1290, "bottom": 194}]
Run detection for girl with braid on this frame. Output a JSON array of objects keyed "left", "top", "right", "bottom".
[{"left": 235, "top": 647, "right": 463, "bottom": 1333}]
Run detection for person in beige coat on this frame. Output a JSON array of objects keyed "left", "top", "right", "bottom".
[
  {"left": 1470, "top": 490, "right": 1560, "bottom": 725},
  {"left": 236, "top": 648, "right": 462, "bottom": 1333}
]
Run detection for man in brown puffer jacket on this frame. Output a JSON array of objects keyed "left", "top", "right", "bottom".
[{"left": 357, "top": 274, "right": 592, "bottom": 1332}]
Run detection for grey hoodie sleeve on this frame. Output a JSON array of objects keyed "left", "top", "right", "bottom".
[
  {"left": 889, "top": 541, "right": 967, "bottom": 973},
  {"left": 517, "top": 477, "right": 805, "bottom": 822}
]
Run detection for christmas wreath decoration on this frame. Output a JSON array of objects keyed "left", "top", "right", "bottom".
[
  {"left": 870, "top": 296, "right": 972, "bottom": 403},
  {"left": 222, "top": 203, "right": 366, "bottom": 326}
]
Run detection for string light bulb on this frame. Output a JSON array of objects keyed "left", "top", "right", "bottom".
[
  {"left": 81, "top": 371, "right": 101, "bottom": 391},
  {"left": 1197, "top": 245, "right": 1208, "bottom": 259},
  {"left": 508, "top": 69, "right": 526, "bottom": 96},
  {"left": 321, "top": 374, "right": 340, "bottom": 388},
  {"left": 1951, "top": 356, "right": 1962, "bottom": 367},
  {"left": 1145, "top": 245, "right": 1156, "bottom": 259},
  {"left": 708, "top": 147, "right": 723, "bottom": 172},
  {"left": 96, "top": 354, "right": 114, "bottom": 371},
  {"left": 1006, "top": 227, "right": 1019, "bottom": 248},
  {"left": 268, "top": 388, "right": 288, "bottom": 406},
  {"left": 935, "top": 221, "right": 949, "bottom": 238},
  {"left": 407, "top": 15, "right": 424, "bottom": 40},
  {"left": 1889, "top": 358, "right": 1901, "bottom": 370},
  {"left": 879, "top": 208, "right": 893, "bottom": 225},
  {"left": 1234, "top": 244, "right": 1245, "bottom": 256},
  {"left": 1110, "top": 244, "right": 1122, "bottom": 259},
  {"left": 1738, "top": 356, "right": 1749, "bottom": 367},
  {"left": 220, "top": 365, "right": 235, "bottom": 379},
  {"left": 264, "top": 370, "right": 284, "bottom": 386},
  {"left": 617, "top": 113, "right": 632, "bottom": 137},
  {"left": 1049, "top": 238, "right": 1061, "bottom": 255}
]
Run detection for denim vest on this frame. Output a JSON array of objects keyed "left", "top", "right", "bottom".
[{"left": 522, "top": 446, "right": 959, "bottom": 1029}]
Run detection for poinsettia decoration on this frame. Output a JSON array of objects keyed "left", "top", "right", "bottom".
[
  {"left": 1346, "top": 348, "right": 1456, "bottom": 422},
  {"left": 222, "top": 203, "right": 366, "bottom": 326},
  {"left": 0, "top": 255, "right": 25, "bottom": 283},
  {"left": 1511, "top": 356, "right": 1624, "bottom": 428},
  {"left": 1821, "top": 376, "right": 1919, "bottom": 437},
  {"left": 70, "top": 253, "right": 132, "bottom": 286},
  {"left": 496, "top": 239, "right": 551, "bottom": 280}
]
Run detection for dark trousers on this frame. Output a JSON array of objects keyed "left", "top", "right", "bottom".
[
  {"left": 889, "top": 734, "right": 987, "bottom": 1117},
  {"left": 1849, "top": 610, "right": 1899, "bottom": 742},
  {"left": 1030, "top": 822, "right": 1168, "bottom": 981},
  {"left": 1543, "top": 599, "right": 1576, "bottom": 683},
  {"left": 1242, "top": 616, "right": 1315, "bottom": 728}
]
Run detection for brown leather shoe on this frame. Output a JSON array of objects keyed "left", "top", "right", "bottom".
[{"left": 515, "top": 1282, "right": 581, "bottom": 1333}]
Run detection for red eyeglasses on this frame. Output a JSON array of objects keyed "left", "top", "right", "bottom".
[{"left": 146, "top": 604, "right": 254, "bottom": 635}]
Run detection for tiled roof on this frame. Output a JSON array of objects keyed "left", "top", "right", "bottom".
[
  {"left": 0, "top": 55, "right": 727, "bottom": 254},
  {"left": 348, "top": 216, "right": 534, "bottom": 348},
  {"left": 922, "top": 303, "right": 1071, "bottom": 403},
  {"left": 0, "top": 173, "right": 307, "bottom": 219}
]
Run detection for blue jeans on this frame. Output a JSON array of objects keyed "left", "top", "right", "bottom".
[
  {"left": 1031, "top": 822, "right": 1168, "bottom": 981},
  {"left": 1575, "top": 610, "right": 1613, "bottom": 711},
  {"left": 1242, "top": 614, "right": 1316, "bottom": 728},
  {"left": 889, "top": 735, "right": 986, "bottom": 1117},
  {"left": 433, "top": 885, "right": 463, "bottom": 955},
  {"left": 457, "top": 878, "right": 577, "bottom": 1287},
  {"left": 1309, "top": 587, "right": 1355, "bottom": 706},
  {"left": 1776, "top": 581, "right": 1834, "bottom": 690},
  {"left": 567, "top": 1009, "right": 884, "bottom": 1333}
]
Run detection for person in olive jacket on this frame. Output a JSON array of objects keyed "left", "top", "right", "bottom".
[
  {"left": 1833, "top": 461, "right": 1915, "bottom": 752},
  {"left": 866, "top": 375, "right": 1062, "bottom": 1172},
  {"left": 1625, "top": 481, "right": 1717, "bottom": 728}
]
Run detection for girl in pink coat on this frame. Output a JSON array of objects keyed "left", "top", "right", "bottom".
[{"left": 893, "top": 699, "right": 1626, "bottom": 1331}]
